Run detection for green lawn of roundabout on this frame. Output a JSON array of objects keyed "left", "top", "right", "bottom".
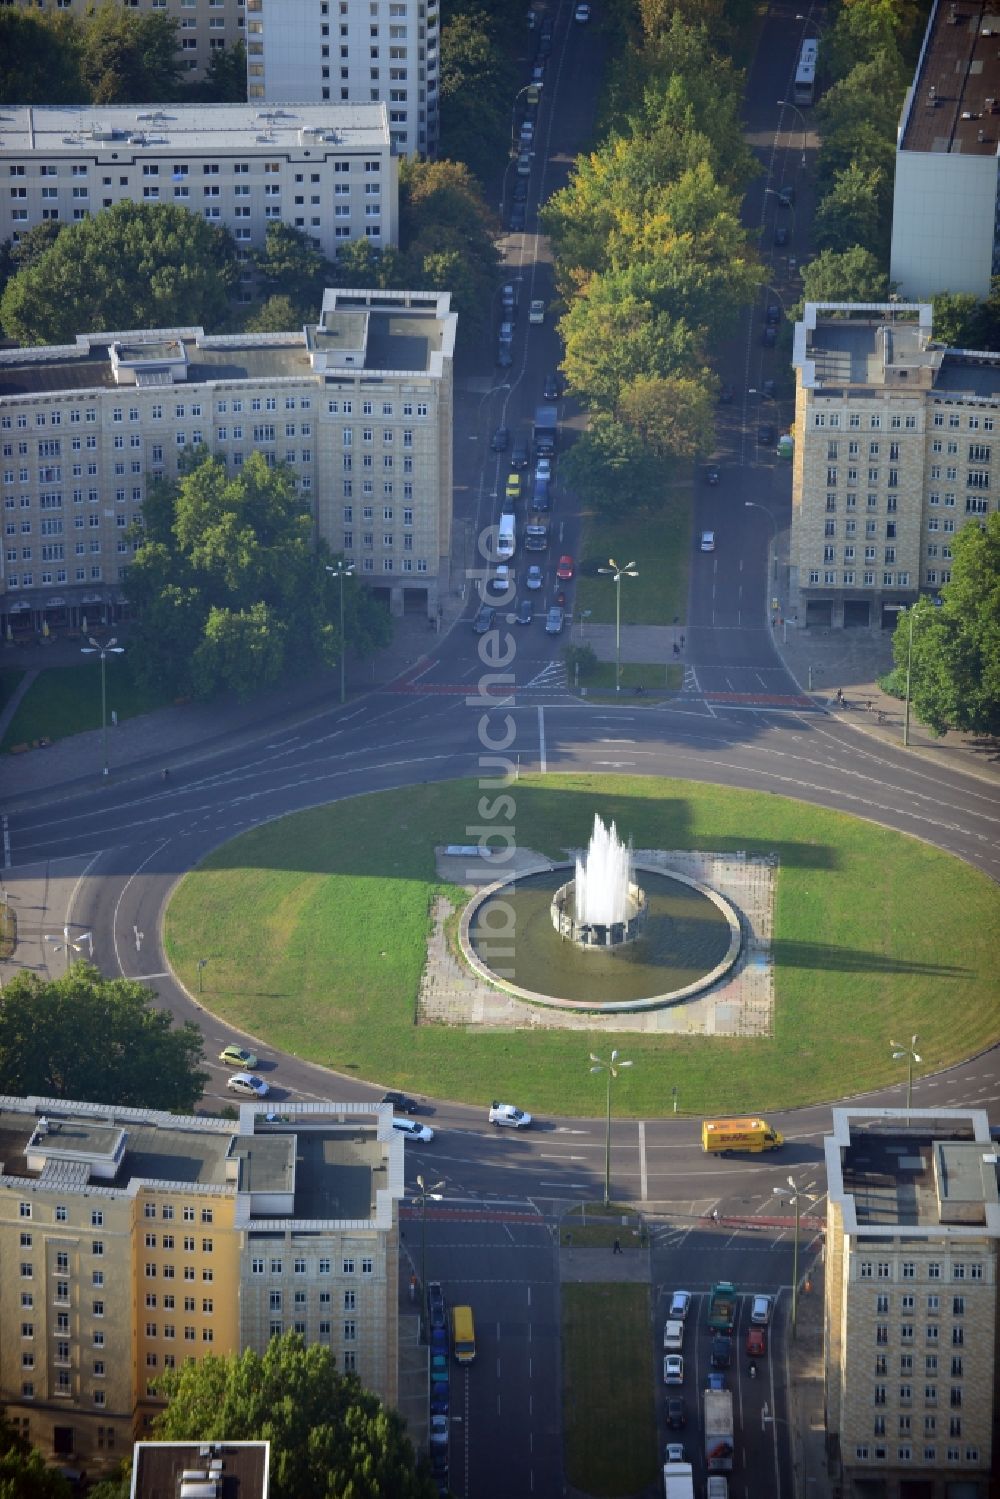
[{"left": 163, "top": 775, "right": 1000, "bottom": 1117}]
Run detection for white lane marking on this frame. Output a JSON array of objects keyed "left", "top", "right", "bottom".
[
  {"left": 639, "top": 1120, "right": 648, "bottom": 1202},
  {"left": 537, "top": 704, "right": 546, "bottom": 773},
  {"left": 111, "top": 839, "right": 171, "bottom": 978}
]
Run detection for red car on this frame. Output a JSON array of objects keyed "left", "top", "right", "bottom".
[
  {"left": 746, "top": 1325, "right": 766, "bottom": 1358},
  {"left": 556, "top": 554, "right": 574, "bottom": 581}
]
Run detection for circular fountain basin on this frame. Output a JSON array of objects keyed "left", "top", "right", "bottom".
[{"left": 461, "top": 863, "right": 742, "bottom": 1012}]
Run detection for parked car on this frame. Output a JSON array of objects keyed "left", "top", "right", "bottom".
[
  {"left": 497, "top": 340, "right": 513, "bottom": 367},
  {"left": 545, "top": 605, "right": 564, "bottom": 634},
  {"left": 761, "top": 379, "right": 776, "bottom": 400},
  {"left": 227, "top": 1073, "right": 269, "bottom": 1098},
  {"left": 556, "top": 554, "right": 574, "bottom": 581},
  {"left": 519, "top": 120, "right": 535, "bottom": 147},
  {"left": 516, "top": 598, "right": 533, "bottom": 625},
  {"left": 666, "top": 1396, "right": 686, "bottom": 1429},
  {"left": 517, "top": 149, "right": 532, "bottom": 176},
  {"left": 526, "top": 564, "right": 544, "bottom": 590},
  {"left": 705, "top": 464, "right": 720, "bottom": 486},
  {"left": 751, "top": 1295, "right": 773, "bottom": 1325},
  {"left": 774, "top": 224, "right": 789, "bottom": 246},
  {"left": 543, "top": 371, "right": 562, "bottom": 399},
  {"left": 711, "top": 1335, "right": 732, "bottom": 1369},
  {"left": 489, "top": 1101, "right": 533, "bottom": 1128},
  {"left": 761, "top": 325, "right": 777, "bottom": 348},
  {"left": 512, "top": 177, "right": 529, "bottom": 204},
  {"left": 758, "top": 423, "right": 777, "bottom": 445},
  {"left": 431, "top": 1385, "right": 450, "bottom": 1415},
  {"left": 536, "top": 32, "right": 552, "bottom": 58},
  {"left": 220, "top": 1044, "right": 257, "bottom": 1069},
  {"left": 574, "top": 1, "right": 591, "bottom": 19},
  {"left": 508, "top": 202, "right": 527, "bottom": 232},
  {"left": 490, "top": 425, "right": 510, "bottom": 452},
  {"left": 531, "top": 61, "right": 546, "bottom": 84},
  {"left": 777, "top": 184, "right": 795, "bottom": 207},
  {"left": 501, "top": 283, "right": 519, "bottom": 314},
  {"left": 391, "top": 1118, "right": 434, "bottom": 1143},
  {"left": 664, "top": 1354, "right": 684, "bottom": 1385},
  {"left": 429, "top": 1414, "right": 449, "bottom": 1447},
  {"left": 473, "top": 604, "right": 496, "bottom": 634},
  {"left": 765, "top": 303, "right": 781, "bottom": 325},
  {"left": 381, "top": 1090, "right": 419, "bottom": 1114},
  {"left": 700, "top": 530, "right": 716, "bottom": 552},
  {"left": 669, "top": 1290, "right": 692, "bottom": 1321},
  {"left": 529, "top": 299, "right": 545, "bottom": 325},
  {"left": 428, "top": 1281, "right": 446, "bottom": 1326}
]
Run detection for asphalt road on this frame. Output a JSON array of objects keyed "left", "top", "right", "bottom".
[{"left": 4, "top": 3, "right": 999, "bottom": 1497}]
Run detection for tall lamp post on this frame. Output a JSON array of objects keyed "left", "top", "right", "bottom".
[
  {"left": 325, "top": 561, "right": 355, "bottom": 705},
  {"left": 414, "top": 1173, "right": 444, "bottom": 1336},
  {"left": 773, "top": 1175, "right": 818, "bottom": 1339},
  {"left": 902, "top": 601, "right": 933, "bottom": 747},
  {"left": 597, "top": 559, "right": 637, "bottom": 695},
  {"left": 589, "top": 1049, "right": 633, "bottom": 1206},
  {"left": 890, "top": 1034, "right": 922, "bottom": 1121},
  {"left": 776, "top": 98, "right": 808, "bottom": 166},
  {"left": 81, "top": 635, "right": 124, "bottom": 777}
]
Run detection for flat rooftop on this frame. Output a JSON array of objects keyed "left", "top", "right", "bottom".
[
  {"left": 131, "top": 1440, "right": 268, "bottom": 1499},
  {"left": 0, "top": 102, "right": 389, "bottom": 154},
  {"left": 826, "top": 1109, "right": 1000, "bottom": 1238},
  {"left": 292, "top": 1131, "right": 387, "bottom": 1221},
  {"left": 796, "top": 304, "right": 1000, "bottom": 398},
  {"left": 900, "top": 0, "right": 1000, "bottom": 156},
  {"left": 0, "top": 1101, "right": 233, "bottom": 1192}
]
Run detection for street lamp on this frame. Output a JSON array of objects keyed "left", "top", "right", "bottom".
[
  {"left": 773, "top": 1175, "right": 818, "bottom": 1339},
  {"left": 44, "top": 926, "right": 93, "bottom": 973},
  {"left": 80, "top": 635, "right": 124, "bottom": 777},
  {"left": 902, "top": 600, "right": 934, "bottom": 747},
  {"left": 325, "top": 561, "right": 355, "bottom": 705},
  {"left": 414, "top": 1173, "right": 444, "bottom": 1336},
  {"left": 589, "top": 1049, "right": 633, "bottom": 1206},
  {"left": 776, "top": 99, "right": 808, "bottom": 167},
  {"left": 597, "top": 559, "right": 637, "bottom": 694},
  {"left": 890, "top": 1034, "right": 922, "bottom": 1121}
]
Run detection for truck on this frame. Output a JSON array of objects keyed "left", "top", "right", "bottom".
[
  {"left": 701, "top": 1117, "right": 784, "bottom": 1154},
  {"left": 662, "top": 1461, "right": 695, "bottom": 1499},
  {"left": 524, "top": 522, "right": 548, "bottom": 552},
  {"left": 704, "top": 1388, "right": 734, "bottom": 1472},
  {"left": 707, "top": 1281, "right": 737, "bottom": 1331},
  {"left": 533, "top": 404, "right": 558, "bottom": 456}
]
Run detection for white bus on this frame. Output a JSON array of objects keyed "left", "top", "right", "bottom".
[{"left": 793, "top": 37, "right": 818, "bottom": 106}]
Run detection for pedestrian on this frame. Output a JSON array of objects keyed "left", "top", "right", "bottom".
[
  {"left": 672, "top": 641, "right": 680, "bottom": 656},
  {"left": 836, "top": 688, "right": 844, "bottom": 707},
  {"left": 680, "top": 634, "right": 685, "bottom": 648},
  {"left": 613, "top": 1237, "right": 622, "bottom": 1254},
  {"left": 711, "top": 1208, "right": 720, "bottom": 1224},
  {"left": 866, "top": 698, "right": 874, "bottom": 714}
]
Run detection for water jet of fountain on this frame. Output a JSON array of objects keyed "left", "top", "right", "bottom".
[{"left": 574, "top": 815, "right": 635, "bottom": 927}]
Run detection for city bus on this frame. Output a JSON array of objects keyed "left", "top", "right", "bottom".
[
  {"left": 450, "top": 1304, "right": 476, "bottom": 1363},
  {"left": 793, "top": 38, "right": 818, "bottom": 106}
]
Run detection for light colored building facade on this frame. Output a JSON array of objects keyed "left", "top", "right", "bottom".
[
  {"left": 247, "top": 0, "right": 440, "bottom": 158},
  {"left": 0, "top": 1095, "right": 403, "bottom": 1474},
  {"left": 0, "top": 103, "right": 397, "bottom": 269},
  {"left": 824, "top": 1107, "right": 998, "bottom": 1499},
  {"left": 0, "top": 287, "right": 456, "bottom": 636},
  {"left": 790, "top": 302, "right": 998, "bottom": 629},
  {"left": 0, "top": 0, "right": 247, "bottom": 81},
  {"left": 889, "top": 0, "right": 1000, "bottom": 300}
]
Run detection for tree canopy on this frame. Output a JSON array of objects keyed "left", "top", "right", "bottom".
[
  {"left": 0, "top": 1414, "right": 71, "bottom": 1499},
  {"left": 0, "top": 202, "right": 238, "bottom": 345},
  {"left": 890, "top": 512, "right": 1000, "bottom": 738},
  {"left": 153, "top": 1333, "right": 435, "bottom": 1499},
  {"left": 797, "top": 246, "right": 890, "bottom": 309},
  {"left": 127, "top": 452, "right": 390, "bottom": 702},
  {"left": 0, "top": 963, "right": 208, "bottom": 1112},
  {"left": 399, "top": 157, "right": 501, "bottom": 340}
]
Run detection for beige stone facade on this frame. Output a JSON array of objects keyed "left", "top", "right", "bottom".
[
  {"left": 1, "top": 0, "right": 246, "bottom": 80},
  {"left": 824, "top": 1107, "right": 998, "bottom": 1499},
  {"left": 0, "top": 287, "right": 457, "bottom": 636},
  {"left": 0, "top": 1096, "right": 403, "bottom": 1473},
  {"left": 791, "top": 303, "right": 998, "bottom": 630}
]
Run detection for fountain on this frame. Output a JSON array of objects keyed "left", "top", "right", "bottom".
[{"left": 551, "top": 815, "right": 648, "bottom": 950}]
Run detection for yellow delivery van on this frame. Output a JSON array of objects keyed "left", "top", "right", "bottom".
[
  {"left": 701, "top": 1118, "right": 784, "bottom": 1154},
  {"left": 451, "top": 1304, "right": 476, "bottom": 1364}
]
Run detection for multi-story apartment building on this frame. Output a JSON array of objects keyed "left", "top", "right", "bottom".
[
  {"left": 824, "top": 1107, "right": 998, "bottom": 1499},
  {"left": 0, "top": 1095, "right": 403, "bottom": 1473},
  {"left": 790, "top": 302, "right": 998, "bottom": 629},
  {"left": 889, "top": 0, "right": 1000, "bottom": 300},
  {"left": 0, "top": 287, "right": 457, "bottom": 636},
  {"left": 0, "top": 0, "right": 247, "bottom": 81},
  {"left": 247, "top": 0, "right": 440, "bottom": 158},
  {"left": 0, "top": 103, "right": 397, "bottom": 268}
]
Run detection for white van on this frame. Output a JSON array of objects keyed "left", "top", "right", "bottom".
[
  {"left": 706, "top": 1477, "right": 729, "bottom": 1499},
  {"left": 662, "top": 1319, "right": 684, "bottom": 1351},
  {"left": 497, "top": 512, "right": 516, "bottom": 559}
]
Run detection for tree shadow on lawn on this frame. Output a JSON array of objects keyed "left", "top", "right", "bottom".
[{"left": 769, "top": 939, "right": 970, "bottom": 977}]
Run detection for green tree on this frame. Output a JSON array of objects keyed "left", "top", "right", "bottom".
[
  {"left": 127, "top": 453, "right": 389, "bottom": 701},
  {"left": 243, "top": 294, "right": 303, "bottom": 334},
  {"left": 79, "top": 2, "right": 182, "bottom": 103},
  {"left": 0, "top": 963, "right": 208, "bottom": 1111},
  {"left": 798, "top": 246, "right": 890, "bottom": 308},
  {"left": 154, "top": 1333, "right": 435, "bottom": 1499},
  {"left": 813, "top": 161, "right": 889, "bottom": 258},
  {"left": 188, "top": 40, "right": 247, "bottom": 103},
  {"left": 0, "top": 1413, "right": 71, "bottom": 1499},
  {"left": 559, "top": 266, "right": 701, "bottom": 411},
  {"left": 253, "top": 222, "right": 331, "bottom": 314},
  {"left": 0, "top": 202, "right": 238, "bottom": 345},
  {"left": 618, "top": 372, "right": 716, "bottom": 461},
  {"left": 558, "top": 414, "right": 667, "bottom": 518},
  {"left": 439, "top": 8, "right": 517, "bottom": 184},
  {"left": 890, "top": 512, "right": 1000, "bottom": 737},
  {"left": 0, "top": 10, "right": 82, "bottom": 105},
  {"left": 930, "top": 291, "right": 984, "bottom": 349},
  {"left": 399, "top": 158, "right": 500, "bottom": 340}
]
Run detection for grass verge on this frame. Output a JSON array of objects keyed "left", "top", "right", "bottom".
[
  {"left": 574, "top": 661, "right": 684, "bottom": 692},
  {"left": 562, "top": 1282, "right": 657, "bottom": 1495},
  {"left": 162, "top": 775, "right": 1000, "bottom": 1118},
  {"left": 1, "top": 658, "right": 174, "bottom": 752},
  {"left": 575, "top": 494, "right": 691, "bottom": 626}
]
